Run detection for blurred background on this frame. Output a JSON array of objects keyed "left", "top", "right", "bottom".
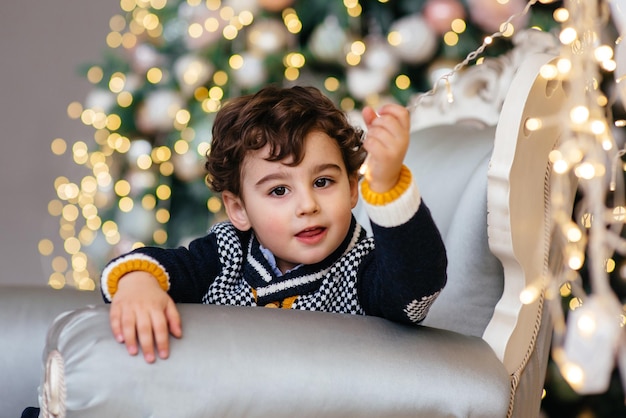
[{"left": 1, "top": 0, "right": 624, "bottom": 416}]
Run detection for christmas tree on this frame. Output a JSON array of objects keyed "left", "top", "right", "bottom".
[
  {"left": 43, "top": 0, "right": 560, "bottom": 289},
  {"left": 40, "top": 0, "right": 626, "bottom": 415}
]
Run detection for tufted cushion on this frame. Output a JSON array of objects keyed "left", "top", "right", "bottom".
[
  {"left": 409, "top": 124, "right": 504, "bottom": 338},
  {"left": 40, "top": 304, "right": 510, "bottom": 418}
]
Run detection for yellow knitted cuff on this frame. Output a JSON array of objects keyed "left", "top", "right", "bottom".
[
  {"left": 360, "top": 165, "right": 412, "bottom": 206},
  {"left": 106, "top": 258, "right": 169, "bottom": 298}
]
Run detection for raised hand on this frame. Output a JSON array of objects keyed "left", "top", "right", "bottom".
[{"left": 361, "top": 104, "right": 410, "bottom": 193}]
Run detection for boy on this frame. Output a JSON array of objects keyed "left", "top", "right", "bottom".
[{"left": 101, "top": 85, "right": 447, "bottom": 363}]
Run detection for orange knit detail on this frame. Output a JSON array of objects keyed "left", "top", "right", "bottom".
[
  {"left": 360, "top": 165, "right": 412, "bottom": 206},
  {"left": 252, "top": 288, "right": 298, "bottom": 309},
  {"left": 106, "top": 258, "right": 169, "bottom": 298},
  {"left": 280, "top": 295, "right": 298, "bottom": 309}
]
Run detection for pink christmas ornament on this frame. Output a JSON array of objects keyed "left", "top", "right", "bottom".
[
  {"left": 389, "top": 14, "right": 439, "bottom": 64},
  {"left": 467, "top": 0, "right": 528, "bottom": 33},
  {"left": 423, "top": 0, "right": 466, "bottom": 35},
  {"left": 224, "top": 0, "right": 260, "bottom": 14},
  {"left": 258, "top": 0, "right": 294, "bottom": 12}
]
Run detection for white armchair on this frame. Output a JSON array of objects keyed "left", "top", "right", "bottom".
[{"left": 31, "top": 31, "right": 569, "bottom": 418}]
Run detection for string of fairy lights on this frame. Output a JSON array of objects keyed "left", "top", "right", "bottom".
[{"left": 532, "top": 0, "right": 626, "bottom": 395}]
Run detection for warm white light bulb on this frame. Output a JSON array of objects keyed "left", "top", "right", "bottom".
[
  {"left": 557, "top": 58, "right": 572, "bottom": 74},
  {"left": 560, "top": 27, "right": 577, "bottom": 44},
  {"left": 553, "top": 159, "right": 569, "bottom": 174},
  {"left": 566, "top": 224, "right": 583, "bottom": 242},
  {"left": 562, "top": 362, "right": 585, "bottom": 389},
  {"left": 594, "top": 45, "right": 614, "bottom": 62},
  {"left": 570, "top": 106, "right": 590, "bottom": 124},
  {"left": 520, "top": 285, "right": 540, "bottom": 305},
  {"left": 577, "top": 313, "right": 597, "bottom": 337},
  {"left": 613, "top": 206, "right": 626, "bottom": 221},
  {"left": 540, "top": 64, "right": 558, "bottom": 79},
  {"left": 590, "top": 119, "right": 606, "bottom": 134},
  {"left": 575, "top": 162, "right": 595, "bottom": 179},
  {"left": 568, "top": 251, "right": 585, "bottom": 270},
  {"left": 525, "top": 118, "right": 542, "bottom": 131}
]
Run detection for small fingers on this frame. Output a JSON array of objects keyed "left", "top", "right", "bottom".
[
  {"left": 166, "top": 301, "right": 183, "bottom": 339},
  {"left": 377, "top": 103, "right": 410, "bottom": 128},
  {"left": 362, "top": 106, "right": 379, "bottom": 126},
  {"left": 109, "top": 304, "right": 125, "bottom": 344},
  {"left": 135, "top": 311, "right": 157, "bottom": 363},
  {"left": 120, "top": 308, "right": 139, "bottom": 357},
  {"left": 150, "top": 310, "right": 171, "bottom": 360}
]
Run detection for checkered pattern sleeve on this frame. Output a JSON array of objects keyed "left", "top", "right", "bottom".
[{"left": 100, "top": 232, "right": 224, "bottom": 303}]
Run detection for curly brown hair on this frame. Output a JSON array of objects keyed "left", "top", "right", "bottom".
[{"left": 205, "top": 85, "right": 366, "bottom": 196}]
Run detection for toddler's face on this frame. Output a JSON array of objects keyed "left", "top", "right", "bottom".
[{"left": 233, "top": 131, "right": 358, "bottom": 273}]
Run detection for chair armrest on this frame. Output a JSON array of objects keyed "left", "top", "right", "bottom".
[{"left": 41, "top": 305, "right": 510, "bottom": 418}]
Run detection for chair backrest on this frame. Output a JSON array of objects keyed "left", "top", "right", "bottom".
[{"left": 402, "top": 30, "right": 567, "bottom": 376}]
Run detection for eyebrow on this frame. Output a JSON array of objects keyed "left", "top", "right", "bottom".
[{"left": 254, "top": 163, "right": 343, "bottom": 187}]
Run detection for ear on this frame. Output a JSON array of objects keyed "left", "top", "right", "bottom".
[
  {"left": 222, "top": 191, "right": 252, "bottom": 231},
  {"left": 349, "top": 173, "right": 359, "bottom": 209}
]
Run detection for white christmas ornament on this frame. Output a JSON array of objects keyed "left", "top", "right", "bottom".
[
  {"left": 126, "top": 139, "right": 153, "bottom": 165},
  {"left": 84, "top": 89, "right": 116, "bottom": 113},
  {"left": 174, "top": 54, "right": 214, "bottom": 97},
  {"left": 116, "top": 204, "right": 159, "bottom": 242},
  {"left": 131, "top": 43, "right": 163, "bottom": 74},
  {"left": 346, "top": 67, "right": 390, "bottom": 100},
  {"left": 231, "top": 52, "right": 267, "bottom": 89},
  {"left": 363, "top": 37, "right": 400, "bottom": 76},
  {"left": 308, "top": 16, "right": 348, "bottom": 63},
  {"left": 561, "top": 294, "right": 623, "bottom": 394},
  {"left": 127, "top": 169, "right": 157, "bottom": 194},
  {"left": 136, "top": 90, "right": 184, "bottom": 133},
  {"left": 389, "top": 14, "right": 438, "bottom": 64},
  {"left": 247, "top": 19, "right": 291, "bottom": 55},
  {"left": 123, "top": 74, "right": 142, "bottom": 93},
  {"left": 172, "top": 151, "right": 206, "bottom": 182}
]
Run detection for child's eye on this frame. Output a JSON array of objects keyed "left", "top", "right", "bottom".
[
  {"left": 270, "top": 186, "right": 288, "bottom": 196},
  {"left": 314, "top": 177, "right": 333, "bottom": 188}
]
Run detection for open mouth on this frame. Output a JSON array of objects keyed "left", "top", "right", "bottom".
[{"left": 296, "top": 226, "right": 326, "bottom": 238}]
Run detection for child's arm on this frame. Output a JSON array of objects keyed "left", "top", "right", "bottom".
[
  {"left": 101, "top": 233, "right": 224, "bottom": 363},
  {"left": 358, "top": 103, "right": 447, "bottom": 324}
]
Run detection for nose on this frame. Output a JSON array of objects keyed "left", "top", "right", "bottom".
[{"left": 296, "top": 189, "right": 320, "bottom": 216}]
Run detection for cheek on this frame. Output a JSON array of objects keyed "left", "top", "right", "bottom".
[{"left": 248, "top": 204, "right": 287, "bottom": 230}]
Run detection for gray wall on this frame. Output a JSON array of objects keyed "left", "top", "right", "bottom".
[{"left": 0, "top": 1, "right": 119, "bottom": 286}]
